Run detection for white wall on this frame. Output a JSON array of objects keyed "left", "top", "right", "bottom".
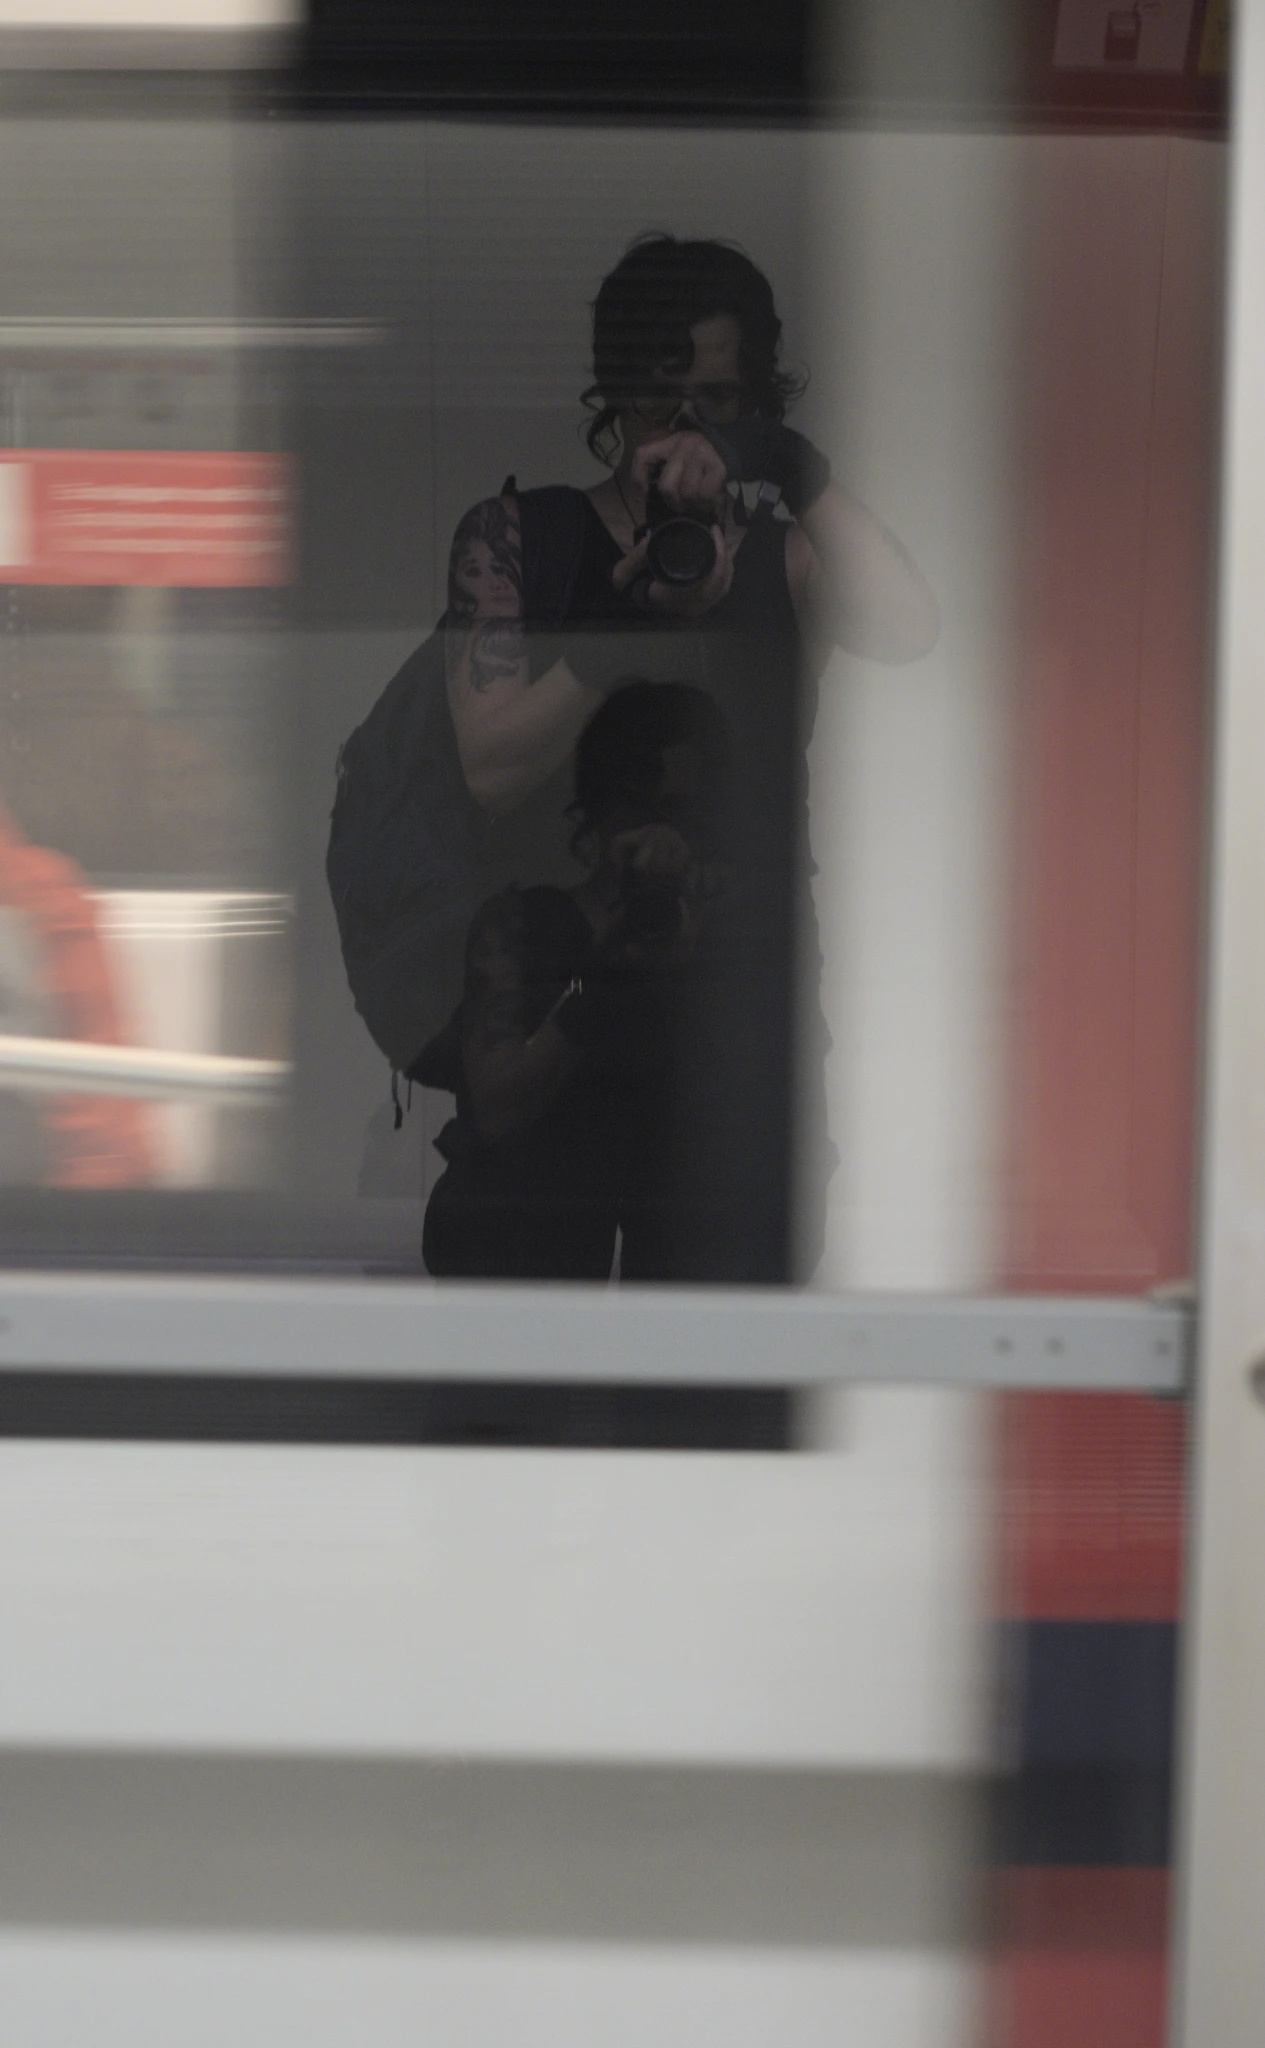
[
  {"left": 807, "top": 131, "right": 1015, "bottom": 1294},
  {"left": 0, "top": 1, "right": 294, "bottom": 28},
  {"left": 0, "top": 1410, "right": 990, "bottom": 1763},
  {"left": 0, "top": 1936, "right": 980, "bottom": 2048},
  {"left": 1173, "top": 3, "right": 1265, "bottom": 2035}
]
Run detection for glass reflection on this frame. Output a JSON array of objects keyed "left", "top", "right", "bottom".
[{"left": 326, "top": 228, "right": 937, "bottom": 1282}]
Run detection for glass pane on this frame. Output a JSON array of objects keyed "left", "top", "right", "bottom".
[
  {"left": 0, "top": 57, "right": 1224, "bottom": 1296},
  {"left": 0, "top": 102, "right": 292, "bottom": 1254},
  {"left": 0, "top": 16, "right": 1232, "bottom": 2048},
  {"left": 297, "top": 119, "right": 825, "bottom": 1284}
]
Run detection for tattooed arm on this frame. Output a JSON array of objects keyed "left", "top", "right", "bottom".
[{"left": 444, "top": 495, "right": 600, "bottom": 815}]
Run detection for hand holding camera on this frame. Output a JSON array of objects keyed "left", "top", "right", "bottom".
[
  {"left": 551, "top": 824, "right": 703, "bottom": 1057},
  {"left": 616, "top": 412, "right": 831, "bottom": 609},
  {"left": 632, "top": 412, "right": 830, "bottom": 525},
  {"left": 610, "top": 506, "right": 734, "bottom": 617},
  {"left": 598, "top": 822, "right": 703, "bottom": 971},
  {"left": 622, "top": 425, "right": 732, "bottom": 600},
  {"left": 630, "top": 425, "right": 730, "bottom": 517}
]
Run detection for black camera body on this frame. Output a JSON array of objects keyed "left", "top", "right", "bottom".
[
  {"left": 641, "top": 479, "right": 718, "bottom": 589},
  {"left": 634, "top": 417, "right": 831, "bottom": 591}
]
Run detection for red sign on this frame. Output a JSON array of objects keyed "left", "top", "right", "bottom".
[{"left": 0, "top": 451, "right": 291, "bottom": 587}]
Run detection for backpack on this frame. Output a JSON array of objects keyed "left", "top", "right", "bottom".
[{"left": 326, "top": 483, "right": 590, "bottom": 1075}]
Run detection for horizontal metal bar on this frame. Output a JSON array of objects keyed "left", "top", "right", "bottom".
[
  {"left": 0, "top": 1034, "right": 288, "bottom": 1103},
  {"left": 0, "top": 319, "right": 381, "bottom": 353},
  {"left": 0, "top": 26, "right": 297, "bottom": 72},
  {"left": 0, "top": 1275, "right": 1193, "bottom": 1390}
]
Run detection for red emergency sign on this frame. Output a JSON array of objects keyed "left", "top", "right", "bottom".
[{"left": 0, "top": 451, "right": 290, "bottom": 586}]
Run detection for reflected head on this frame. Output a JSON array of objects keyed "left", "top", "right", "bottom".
[{"left": 583, "top": 234, "right": 804, "bottom": 462}]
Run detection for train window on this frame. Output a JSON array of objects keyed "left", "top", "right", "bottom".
[
  {"left": 0, "top": 4, "right": 1219, "bottom": 1415},
  {"left": 0, "top": 18, "right": 1238, "bottom": 2047}
]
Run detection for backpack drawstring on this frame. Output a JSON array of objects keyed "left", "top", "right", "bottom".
[{"left": 390, "top": 1070, "right": 415, "bottom": 1131}]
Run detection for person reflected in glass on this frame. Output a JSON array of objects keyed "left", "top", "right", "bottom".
[
  {"left": 444, "top": 234, "right": 938, "bottom": 813},
  {"left": 434, "top": 235, "right": 939, "bottom": 1281},
  {"left": 419, "top": 681, "right": 749, "bottom": 1281}
]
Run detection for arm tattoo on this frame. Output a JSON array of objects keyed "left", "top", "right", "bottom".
[
  {"left": 463, "top": 619, "right": 526, "bottom": 692},
  {"left": 445, "top": 496, "right": 526, "bottom": 689},
  {"left": 447, "top": 497, "right": 522, "bottom": 622}
]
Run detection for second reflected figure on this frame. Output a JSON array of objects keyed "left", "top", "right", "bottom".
[{"left": 419, "top": 681, "right": 759, "bottom": 1282}]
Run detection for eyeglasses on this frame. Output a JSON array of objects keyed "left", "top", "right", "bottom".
[{"left": 628, "top": 381, "right": 750, "bottom": 427}]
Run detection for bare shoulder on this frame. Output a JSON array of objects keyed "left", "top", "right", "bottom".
[
  {"left": 783, "top": 517, "right": 821, "bottom": 620},
  {"left": 783, "top": 519, "right": 837, "bottom": 678}
]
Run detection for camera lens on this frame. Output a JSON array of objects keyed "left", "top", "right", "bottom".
[{"left": 645, "top": 517, "right": 717, "bottom": 588}]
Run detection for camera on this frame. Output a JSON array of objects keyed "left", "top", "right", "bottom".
[{"left": 642, "top": 477, "right": 718, "bottom": 589}]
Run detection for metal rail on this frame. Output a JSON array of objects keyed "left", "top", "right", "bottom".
[
  {"left": 0, "top": 1274, "right": 1194, "bottom": 1391},
  {"left": 0, "top": 1033, "right": 288, "bottom": 1104},
  {"left": 0, "top": 319, "right": 380, "bottom": 352}
]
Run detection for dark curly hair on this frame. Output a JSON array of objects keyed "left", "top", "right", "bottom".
[
  {"left": 570, "top": 680, "right": 730, "bottom": 850},
  {"left": 581, "top": 234, "right": 806, "bottom": 465}
]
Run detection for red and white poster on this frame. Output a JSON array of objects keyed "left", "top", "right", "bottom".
[{"left": 0, "top": 451, "right": 291, "bottom": 587}]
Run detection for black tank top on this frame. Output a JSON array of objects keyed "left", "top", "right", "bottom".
[
  {"left": 473, "top": 489, "right": 824, "bottom": 1282},
  {"left": 480, "top": 492, "right": 810, "bottom": 891}
]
